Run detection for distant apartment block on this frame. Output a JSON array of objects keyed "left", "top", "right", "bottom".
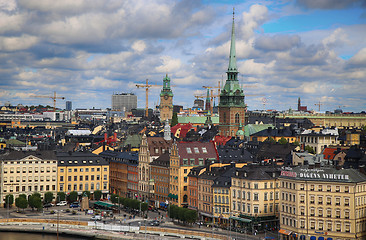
[
  {"left": 112, "top": 93, "right": 137, "bottom": 112},
  {"left": 66, "top": 101, "right": 72, "bottom": 111}
]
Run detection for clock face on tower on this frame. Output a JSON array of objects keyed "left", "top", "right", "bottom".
[{"left": 164, "top": 95, "right": 169, "bottom": 100}]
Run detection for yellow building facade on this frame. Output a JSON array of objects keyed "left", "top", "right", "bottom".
[
  {"left": 279, "top": 166, "right": 366, "bottom": 240},
  {"left": 0, "top": 150, "right": 58, "bottom": 205},
  {"left": 57, "top": 152, "right": 109, "bottom": 198}
]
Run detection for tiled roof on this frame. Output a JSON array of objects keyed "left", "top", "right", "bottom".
[{"left": 0, "top": 150, "right": 56, "bottom": 160}]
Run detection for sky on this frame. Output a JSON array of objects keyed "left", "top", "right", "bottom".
[{"left": 0, "top": 0, "right": 366, "bottom": 112}]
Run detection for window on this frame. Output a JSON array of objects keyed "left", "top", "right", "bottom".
[
  {"left": 336, "top": 186, "right": 340, "bottom": 192},
  {"left": 264, "top": 192, "right": 268, "bottom": 201},
  {"left": 183, "top": 159, "right": 188, "bottom": 165},
  {"left": 335, "top": 198, "right": 340, "bottom": 206},
  {"left": 318, "top": 196, "right": 323, "bottom": 205},
  {"left": 327, "top": 197, "right": 332, "bottom": 205},
  {"left": 202, "top": 147, "right": 207, "bottom": 153},
  {"left": 186, "top": 148, "right": 192, "bottom": 154},
  {"left": 254, "top": 193, "right": 259, "bottom": 201},
  {"left": 235, "top": 113, "right": 240, "bottom": 124},
  {"left": 193, "top": 147, "right": 199, "bottom": 153},
  {"left": 254, "top": 205, "right": 259, "bottom": 213},
  {"left": 74, "top": 176, "right": 77, "bottom": 181},
  {"left": 254, "top": 183, "right": 258, "bottom": 189},
  {"left": 345, "top": 198, "right": 350, "bottom": 206},
  {"left": 318, "top": 185, "right": 323, "bottom": 191},
  {"left": 60, "top": 176, "right": 64, "bottom": 181},
  {"left": 327, "top": 185, "right": 331, "bottom": 192}
]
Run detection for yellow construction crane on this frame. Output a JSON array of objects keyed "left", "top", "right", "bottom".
[
  {"left": 136, "top": 79, "right": 161, "bottom": 117},
  {"left": 315, "top": 101, "right": 324, "bottom": 112},
  {"left": 33, "top": 91, "right": 65, "bottom": 111}
]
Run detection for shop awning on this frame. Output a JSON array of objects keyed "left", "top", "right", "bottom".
[
  {"left": 318, "top": 237, "right": 325, "bottom": 240},
  {"left": 310, "top": 237, "right": 316, "bottom": 240},
  {"left": 230, "top": 216, "right": 252, "bottom": 223},
  {"left": 200, "top": 212, "right": 214, "bottom": 218},
  {"left": 300, "top": 235, "right": 306, "bottom": 240},
  {"left": 278, "top": 229, "right": 292, "bottom": 235},
  {"left": 326, "top": 238, "right": 333, "bottom": 240}
]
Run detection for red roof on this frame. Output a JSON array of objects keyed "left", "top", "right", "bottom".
[
  {"left": 214, "top": 135, "right": 232, "bottom": 146},
  {"left": 323, "top": 148, "right": 338, "bottom": 160},
  {"left": 171, "top": 123, "right": 193, "bottom": 139}
]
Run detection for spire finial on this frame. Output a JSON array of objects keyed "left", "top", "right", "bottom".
[{"left": 233, "top": 7, "right": 235, "bottom": 20}]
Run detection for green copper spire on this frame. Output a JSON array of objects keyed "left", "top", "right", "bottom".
[
  {"left": 219, "top": 8, "right": 245, "bottom": 108},
  {"left": 228, "top": 8, "right": 238, "bottom": 75}
]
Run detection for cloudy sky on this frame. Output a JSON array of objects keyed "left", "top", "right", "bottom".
[{"left": 1, "top": 0, "right": 366, "bottom": 112}]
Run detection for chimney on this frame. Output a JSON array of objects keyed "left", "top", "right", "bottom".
[
  {"left": 104, "top": 133, "right": 107, "bottom": 142},
  {"left": 114, "top": 132, "right": 117, "bottom": 141}
]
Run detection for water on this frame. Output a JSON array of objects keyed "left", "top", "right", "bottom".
[{"left": 0, "top": 232, "right": 92, "bottom": 240}]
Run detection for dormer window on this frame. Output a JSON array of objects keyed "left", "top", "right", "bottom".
[
  {"left": 194, "top": 147, "right": 199, "bottom": 154},
  {"left": 202, "top": 147, "right": 207, "bottom": 153},
  {"left": 186, "top": 148, "right": 192, "bottom": 154}
]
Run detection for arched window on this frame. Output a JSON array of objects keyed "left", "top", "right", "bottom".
[
  {"left": 235, "top": 113, "right": 240, "bottom": 123},
  {"left": 223, "top": 112, "right": 226, "bottom": 123}
]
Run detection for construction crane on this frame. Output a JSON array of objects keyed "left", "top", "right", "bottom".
[
  {"left": 315, "top": 101, "right": 324, "bottom": 112},
  {"left": 33, "top": 91, "right": 65, "bottom": 111},
  {"left": 136, "top": 79, "right": 161, "bottom": 117}
]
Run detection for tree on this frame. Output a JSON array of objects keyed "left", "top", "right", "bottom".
[
  {"left": 265, "top": 137, "right": 276, "bottom": 144},
  {"left": 44, "top": 192, "right": 54, "bottom": 204},
  {"left": 110, "top": 194, "right": 120, "bottom": 204},
  {"left": 68, "top": 191, "right": 78, "bottom": 203},
  {"left": 184, "top": 209, "right": 197, "bottom": 224},
  {"left": 19, "top": 194, "right": 27, "bottom": 199},
  {"left": 140, "top": 202, "right": 148, "bottom": 212},
  {"left": 305, "top": 145, "right": 315, "bottom": 154},
  {"left": 293, "top": 140, "right": 300, "bottom": 146},
  {"left": 15, "top": 197, "right": 28, "bottom": 212},
  {"left": 4, "top": 194, "right": 14, "bottom": 208},
  {"left": 94, "top": 190, "right": 102, "bottom": 201},
  {"left": 171, "top": 112, "right": 178, "bottom": 127},
  {"left": 57, "top": 192, "right": 66, "bottom": 202},
  {"left": 278, "top": 137, "right": 288, "bottom": 145},
  {"left": 28, "top": 194, "right": 42, "bottom": 211}
]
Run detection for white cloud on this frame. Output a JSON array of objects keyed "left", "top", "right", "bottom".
[
  {"left": 132, "top": 40, "right": 146, "bottom": 53},
  {"left": 0, "top": 35, "right": 38, "bottom": 51},
  {"left": 348, "top": 48, "right": 366, "bottom": 67},
  {"left": 240, "top": 4, "right": 269, "bottom": 40},
  {"left": 155, "top": 56, "right": 182, "bottom": 73}
]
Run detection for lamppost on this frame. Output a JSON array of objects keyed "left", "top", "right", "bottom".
[
  {"left": 6, "top": 195, "right": 9, "bottom": 222},
  {"left": 144, "top": 219, "right": 147, "bottom": 240},
  {"left": 223, "top": 212, "right": 232, "bottom": 240}
]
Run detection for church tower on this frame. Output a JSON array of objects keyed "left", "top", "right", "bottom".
[
  {"left": 218, "top": 10, "right": 246, "bottom": 137},
  {"left": 159, "top": 74, "right": 173, "bottom": 122}
]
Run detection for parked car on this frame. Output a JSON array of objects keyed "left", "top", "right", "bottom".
[
  {"left": 91, "top": 215, "right": 102, "bottom": 221},
  {"left": 43, "top": 203, "right": 54, "bottom": 208},
  {"left": 149, "top": 220, "right": 160, "bottom": 226},
  {"left": 56, "top": 201, "right": 67, "bottom": 206},
  {"left": 70, "top": 202, "right": 80, "bottom": 208}
]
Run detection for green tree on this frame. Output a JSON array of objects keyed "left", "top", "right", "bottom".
[
  {"left": 15, "top": 197, "right": 28, "bottom": 212},
  {"left": 68, "top": 191, "right": 78, "bottom": 203},
  {"left": 19, "top": 194, "right": 27, "bottom": 199},
  {"left": 4, "top": 194, "right": 14, "bottom": 208},
  {"left": 171, "top": 112, "right": 178, "bottom": 127},
  {"left": 44, "top": 192, "right": 54, "bottom": 204},
  {"left": 110, "top": 194, "right": 120, "bottom": 204},
  {"left": 305, "top": 145, "right": 315, "bottom": 154},
  {"left": 140, "top": 202, "right": 148, "bottom": 212},
  {"left": 293, "top": 140, "right": 300, "bottom": 146},
  {"left": 184, "top": 209, "right": 197, "bottom": 224},
  {"left": 93, "top": 190, "right": 102, "bottom": 201},
  {"left": 278, "top": 137, "right": 288, "bottom": 145},
  {"left": 265, "top": 137, "right": 276, "bottom": 144},
  {"left": 28, "top": 194, "right": 42, "bottom": 211},
  {"left": 57, "top": 192, "right": 66, "bottom": 202}
]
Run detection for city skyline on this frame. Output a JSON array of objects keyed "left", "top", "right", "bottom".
[{"left": 0, "top": 0, "right": 365, "bottom": 112}]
